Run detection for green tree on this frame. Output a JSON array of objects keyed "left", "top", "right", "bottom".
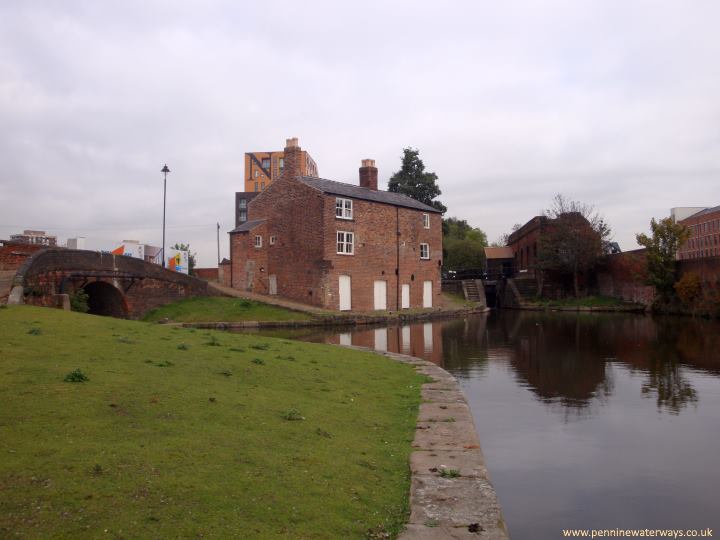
[
  {"left": 636, "top": 217, "right": 690, "bottom": 300},
  {"left": 388, "top": 148, "right": 446, "bottom": 213},
  {"left": 171, "top": 243, "right": 197, "bottom": 275},
  {"left": 442, "top": 217, "right": 488, "bottom": 271},
  {"left": 536, "top": 194, "right": 611, "bottom": 297}
]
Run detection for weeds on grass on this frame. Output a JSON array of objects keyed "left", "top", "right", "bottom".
[
  {"left": 442, "top": 417, "right": 456, "bottom": 422},
  {"left": 117, "top": 337, "right": 134, "bottom": 344},
  {"left": 238, "top": 299, "right": 253, "bottom": 308},
  {"left": 276, "top": 355, "right": 295, "bottom": 361},
  {"left": 64, "top": 369, "right": 89, "bottom": 383},
  {"left": 219, "top": 370, "right": 232, "bottom": 377},
  {"left": 91, "top": 464, "right": 103, "bottom": 476},
  {"left": 27, "top": 327, "right": 42, "bottom": 335},
  {"left": 439, "top": 468, "right": 461, "bottom": 478},
  {"left": 177, "top": 343, "right": 189, "bottom": 350},
  {"left": 281, "top": 408, "right": 305, "bottom": 421},
  {"left": 155, "top": 360, "right": 174, "bottom": 368},
  {"left": 249, "top": 343, "right": 269, "bottom": 350},
  {"left": 205, "top": 336, "right": 221, "bottom": 347},
  {"left": 251, "top": 358, "right": 265, "bottom": 365},
  {"left": 315, "top": 428, "right": 332, "bottom": 438},
  {"left": 229, "top": 347, "right": 245, "bottom": 353}
]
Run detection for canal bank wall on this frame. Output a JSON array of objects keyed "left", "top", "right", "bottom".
[{"left": 346, "top": 346, "right": 509, "bottom": 539}]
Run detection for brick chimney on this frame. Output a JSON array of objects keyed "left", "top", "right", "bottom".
[
  {"left": 359, "top": 159, "right": 378, "bottom": 191},
  {"left": 282, "top": 137, "right": 302, "bottom": 180}
]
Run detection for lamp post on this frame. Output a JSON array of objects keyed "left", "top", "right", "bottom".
[{"left": 161, "top": 164, "right": 170, "bottom": 267}]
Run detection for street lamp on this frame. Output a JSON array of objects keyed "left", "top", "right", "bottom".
[{"left": 161, "top": 164, "right": 170, "bottom": 268}]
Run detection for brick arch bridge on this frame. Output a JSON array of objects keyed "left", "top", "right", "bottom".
[{"left": 8, "top": 248, "right": 217, "bottom": 318}]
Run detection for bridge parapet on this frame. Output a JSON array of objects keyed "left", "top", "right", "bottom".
[{"left": 14, "top": 248, "right": 219, "bottom": 318}]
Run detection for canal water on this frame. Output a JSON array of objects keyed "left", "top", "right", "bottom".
[{"left": 243, "top": 311, "right": 720, "bottom": 538}]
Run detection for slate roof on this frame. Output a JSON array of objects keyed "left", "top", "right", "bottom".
[
  {"left": 687, "top": 205, "right": 720, "bottom": 219},
  {"left": 228, "top": 219, "right": 266, "bottom": 234},
  {"left": 297, "top": 176, "right": 443, "bottom": 213}
]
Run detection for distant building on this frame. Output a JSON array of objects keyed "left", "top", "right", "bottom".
[
  {"left": 66, "top": 237, "right": 86, "bottom": 250},
  {"left": 235, "top": 192, "right": 259, "bottom": 228},
  {"left": 244, "top": 148, "right": 318, "bottom": 193},
  {"left": 677, "top": 205, "right": 720, "bottom": 260},
  {"left": 484, "top": 246, "right": 515, "bottom": 278},
  {"left": 10, "top": 230, "right": 57, "bottom": 247}
]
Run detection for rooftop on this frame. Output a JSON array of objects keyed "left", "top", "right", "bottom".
[
  {"left": 229, "top": 219, "right": 266, "bottom": 234},
  {"left": 484, "top": 246, "right": 514, "bottom": 259},
  {"left": 297, "top": 176, "right": 443, "bottom": 213}
]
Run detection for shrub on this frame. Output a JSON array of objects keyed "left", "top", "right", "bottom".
[
  {"left": 70, "top": 289, "right": 90, "bottom": 313},
  {"left": 674, "top": 272, "right": 702, "bottom": 308},
  {"left": 64, "top": 369, "right": 89, "bottom": 383},
  {"left": 177, "top": 343, "right": 189, "bottom": 351}
]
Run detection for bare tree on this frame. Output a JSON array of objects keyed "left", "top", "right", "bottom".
[{"left": 537, "top": 195, "right": 611, "bottom": 297}]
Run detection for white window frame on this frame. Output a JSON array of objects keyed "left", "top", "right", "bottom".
[
  {"left": 269, "top": 235, "right": 276, "bottom": 245},
  {"left": 239, "top": 199, "right": 247, "bottom": 209},
  {"left": 254, "top": 235, "right": 262, "bottom": 248},
  {"left": 337, "top": 231, "right": 354, "bottom": 255},
  {"left": 423, "top": 213, "right": 430, "bottom": 229},
  {"left": 420, "top": 243, "right": 430, "bottom": 259},
  {"left": 335, "top": 197, "right": 353, "bottom": 220}
]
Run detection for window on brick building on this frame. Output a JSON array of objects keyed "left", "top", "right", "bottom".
[
  {"left": 337, "top": 231, "right": 354, "bottom": 254},
  {"left": 255, "top": 170, "right": 259, "bottom": 178},
  {"left": 239, "top": 210, "right": 247, "bottom": 222},
  {"left": 279, "top": 157, "right": 284, "bottom": 170},
  {"left": 270, "top": 236, "right": 276, "bottom": 245},
  {"left": 254, "top": 182, "right": 259, "bottom": 191},
  {"left": 261, "top": 182, "right": 265, "bottom": 191},
  {"left": 239, "top": 199, "right": 247, "bottom": 209},
  {"left": 262, "top": 158, "right": 270, "bottom": 169},
  {"left": 254, "top": 235, "right": 262, "bottom": 248},
  {"left": 423, "top": 213, "right": 430, "bottom": 229},
  {"left": 420, "top": 243, "right": 430, "bottom": 259},
  {"left": 335, "top": 198, "right": 353, "bottom": 219}
]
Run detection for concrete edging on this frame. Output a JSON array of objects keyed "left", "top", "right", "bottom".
[{"left": 347, "top": 346, "right": 509, "bottom": 539}]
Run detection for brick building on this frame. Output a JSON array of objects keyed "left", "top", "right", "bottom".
[
  {"left": 229, "top": 138, "right": 443, "bottom": 311},
  {"left": 244, "top": 149, "right": 318, "bottom": 193},
  {"left": 507, "top": 217, "right": 548, "bottom": 273},
  {"left": 676, "top": 205, "right": 720, "bottom": 260}
]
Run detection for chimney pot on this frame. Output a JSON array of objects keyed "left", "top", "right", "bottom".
[{"left": 286, "top": 137, "right": 299, "bottom": 148}]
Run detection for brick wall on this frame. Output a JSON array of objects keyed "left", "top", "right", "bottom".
[
  {"left": 322, "top": 198, "right": 441, "bottom": 311},
  {"left": 194, "top": 267, "right": 219, "bottom": 281},
  {"left": 0, "top": 241, "right": 45, "bottom": 271},
  {"left": 16, "top": 249, "right": 217, "bottom": 318},
  {"left": 595, "top": 250, "right": 655, "bottom": 305}
]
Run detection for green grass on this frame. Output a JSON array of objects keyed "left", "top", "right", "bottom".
[
  {"left": 0, "top": 306, "right": 424, "bottom": 539},
  {"left": 142, "top": 296, "right": 314, "bottom": 323},
  {"left": 527, "top": 295, "right": 627, "bottom": 308}
]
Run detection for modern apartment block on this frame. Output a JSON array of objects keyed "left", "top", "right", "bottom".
[
  {"left": 244, "top": 148, "right": 318, "bottom": 193},
  {"left": 230, "top": 138, "right": 443, "bottom": 312},
  {"left": 676, "top": 205, "right": 720, "bottom": 259},
  {"left": 10, "top": 230, "right": 57, "bottom": 247}
]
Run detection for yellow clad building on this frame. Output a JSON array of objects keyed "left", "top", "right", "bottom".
[{"left": 244, "top": 148, "right": 318, "bottom": 192}]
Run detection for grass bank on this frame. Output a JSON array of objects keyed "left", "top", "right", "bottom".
[
  {"left": 142, "top": 296, "right": 314, "bottom": 323},
  {"left": 0, "top": 305, "right": 424, "bottom": 539}
]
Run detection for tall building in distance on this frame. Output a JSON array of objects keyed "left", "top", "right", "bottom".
[
  {"left": 244, "top": 148, "right": 318, "bottom": 192},
  {"left": 675, "top": 205, "right": 720, "bottom": 260}
]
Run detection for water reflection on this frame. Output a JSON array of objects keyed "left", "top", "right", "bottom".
[
  {"left": 270, "top": 311, "right": 720, "bottom": 417},
  {"left": 259, "top": 312, "right": 720, "bottom": 538}
]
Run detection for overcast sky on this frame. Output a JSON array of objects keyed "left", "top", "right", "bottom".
[{"left": 2, "top": 1, "right": 719, "bottom": 266}]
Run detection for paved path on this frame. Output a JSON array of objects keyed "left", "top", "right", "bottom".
[{"left": 348, "top": 347, "right": 509, "bottom": 539}]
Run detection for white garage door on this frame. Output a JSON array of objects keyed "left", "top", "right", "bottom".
[
  {"left": 401, "top": 284, "right": 410, "bottom": 309},
  {"left": 339, "top": 275, "right": 352, "bottom": 311},
  {"left": 374, "top": 280, "right": 387, "bottom": 310},
  {"left": 423, "top": 280, "right": 433, "bottom": 308}
]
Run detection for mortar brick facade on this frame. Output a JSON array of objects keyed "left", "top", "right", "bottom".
[{"left": 230, "top": 139, "right": 443, "bottom": 311}]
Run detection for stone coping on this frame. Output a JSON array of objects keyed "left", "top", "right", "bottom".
[
  {"left": 171, "top": 306, "right": 490, "bottom": 330},
  {"left": 345, "top": 346, "right": 509, "bottom": 539}
]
